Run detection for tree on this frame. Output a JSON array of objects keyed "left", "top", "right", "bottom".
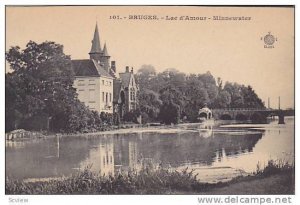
[
  {"left": 138, "top": 89, "right": 162, "bottom": 121},
  {"left": 159, "top": 102, "right": 180, "bottom": 124},
  {"left": 5, "top": 41, "right": 94, "bottom": 132},
  {"left": 213, "top": 90, "right": 231, "bottom": 108},
  {"left": 136, "top": 64, "right": 156, "bottom": 90},
  {"left": 241, "top": 86, "right": 265, "bottom": 108},
  {"left": 135, "top": 65, "right": 265, "bottom": 124},
  {"left": 223, "top": 82, "right": 244, "bottom": 108}
]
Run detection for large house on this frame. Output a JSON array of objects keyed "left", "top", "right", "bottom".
[{"left": 72, "top": 23, "right": 138, "bottom": 117}]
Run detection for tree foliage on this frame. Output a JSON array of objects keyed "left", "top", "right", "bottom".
[
  {"left": 5, "top": 41, "right": 110, "bottom": 133},
  {"left": 136, "top": 65, "right": 265, "bottom": 124}
]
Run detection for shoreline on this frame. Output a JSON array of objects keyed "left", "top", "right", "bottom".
[
  {"left": 5, "top": 122, "right": 206, "bottom": 139},
  {"left": 5, "top": 117, "right": 294, "bottom": 139},
  {"left": 6, "top": 165, "right": 294, "bottom": 195}
]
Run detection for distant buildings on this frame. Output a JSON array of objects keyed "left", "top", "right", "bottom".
[{"left": 72, "top": 23, "right": 138, "bottom": 118}]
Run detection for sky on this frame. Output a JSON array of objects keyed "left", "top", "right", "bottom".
[{"left": 6, "top": 6, "right": 294, "bottom": 109}]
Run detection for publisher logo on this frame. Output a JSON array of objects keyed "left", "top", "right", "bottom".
[{"left": 261, "top": 32, "right": 277, "bottom": 48}]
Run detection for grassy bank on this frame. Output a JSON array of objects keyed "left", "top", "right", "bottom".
[{"left": 6, "top": 161, "right": 294, "bottom": 195}]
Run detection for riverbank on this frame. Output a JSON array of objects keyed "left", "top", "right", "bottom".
[
  {"left": 6, "top": 161, "right": 294, "bottom": 195},
  {"left": 5, "top": 122, "right": 207, "bottom": 139},
  {"left": 5, "top": 123, "right": 149, "bottom": 140}
]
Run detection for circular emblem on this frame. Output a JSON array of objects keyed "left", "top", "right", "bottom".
[{"left": 264, "top": 32, "right": 275, "bottom": 45}]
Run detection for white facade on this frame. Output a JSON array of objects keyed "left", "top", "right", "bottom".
[
  {"left": 128, "top": 74, "right": 138, "bottom": 111},
  {"left": 74, "top": 76, "right": 114, "bottom": 113}
]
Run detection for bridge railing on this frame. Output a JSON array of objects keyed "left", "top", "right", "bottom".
[{"left": 211, "top": 108, "right": 273, "bottom": 112}]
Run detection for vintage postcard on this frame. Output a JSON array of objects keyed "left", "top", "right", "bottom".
[{"left": 5, "top": 5, "right": 294, "bottom": 201}]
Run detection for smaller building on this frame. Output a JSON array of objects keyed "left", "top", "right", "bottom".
[
  {"left": 198, "top": 106, "right": 212, "bottom": 119},
  {"left": 113, "top": 66, "right": 138, "bottom": 119}
]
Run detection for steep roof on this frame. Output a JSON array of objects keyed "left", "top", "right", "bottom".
[
  {"left": 72, "top": 59, "right": 113, "bottom": 78},
  {"left": 119, "top": 72, "right": 132, "bottom": 88},
  {"left": 102, "top": 42, "right": 109, "bottom": 56},
  {"left": 93, "top": 60, "right": 112, "bottom": 78},
  {"left": 89, "top": 24, "right": 102, "bottom": 54}
]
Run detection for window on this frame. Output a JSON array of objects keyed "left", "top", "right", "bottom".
[
  {"left": 102, "top": 92, "right": 105, "bottom": 102},
  {"left": 130, "top": 103, "right": 135, "bottom": 110},
  {"left": 89, "top": 80, "right": 95, "bottom": 85},
  {"left": 130, "top": 88, "right": 135, "bottom": 101},
  {"left": 106, "top": 92, "right": 108, "bottom": 103},
  {"left": 109, "top": 82, "right": 112, "bottom": 86},
  {"left": 109, "top": 93, "right": 112, "bottom": 102},
  {"left": 78, "top": 79, "right": 85, "bottom": 86},
  {"left": 102, "top": 80, "right": 104, "bottom": 85}
]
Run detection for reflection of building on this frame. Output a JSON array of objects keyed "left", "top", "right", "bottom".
[
  {"left": 128, "top": 141, "right": 138, "bottom": 169},
  {"left": 113, "top": 136, "right": 139, "bottom": 173},
  {"left": 98, "top": 138, "right": 114, "bottom": 176},
  {"left": 72, "top": 23, "right": 139, "bottom": 116},
  {"left": 80, "top": 136, "right": 115, "bottom": 176}
]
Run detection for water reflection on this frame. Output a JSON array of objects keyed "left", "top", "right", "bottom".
[{"left": 5, "top": 118, "right": 294, "bottom": 182}]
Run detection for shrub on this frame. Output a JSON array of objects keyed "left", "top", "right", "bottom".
[{"left": 159, "top": 102, "right": 180, "bottom": 124}]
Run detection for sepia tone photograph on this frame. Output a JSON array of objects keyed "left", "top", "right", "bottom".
[{"left": 5, "top": 5, "right": 295, "bottom": 196}]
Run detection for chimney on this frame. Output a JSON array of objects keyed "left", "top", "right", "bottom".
[
  {"left": 125, "top": 66, "right": 129, "bottom": 73},
  {"left": 131, "top": 67, "right": 133, "bottom": 73},
  {"left": 111, "top": 61, "right": 116, "bottom": 72}
]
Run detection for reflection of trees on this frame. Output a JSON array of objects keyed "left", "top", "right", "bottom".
[
  {"left": 6, "top": 136, "right": 95, "bottom": 179},
  {"left": 130, "top": 131, "right": 263, "bottom": 167},
  {"left": 6, "top": 129, "right": 264, "bottom": 180}
]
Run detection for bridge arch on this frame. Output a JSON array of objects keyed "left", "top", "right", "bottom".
[
  {"left": 220, "top": 114, "right": 232, "bottom": 120},
  {"left": 236, "top": 113, "right": 248, "bottom": 121},
  {"left": 250, "top": 112, "right": 266, "bottom": 123}
]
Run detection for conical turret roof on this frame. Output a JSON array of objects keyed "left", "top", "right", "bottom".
[
  {"left": 102, "top": 42, "right": 110, "bottom": 56},
  {"left": 89, "top": 23, "right": 102, "bottom": 53}
]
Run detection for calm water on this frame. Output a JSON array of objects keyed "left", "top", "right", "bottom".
[{"left": 6, "top": 117, "right": 294, "bottom": 183}]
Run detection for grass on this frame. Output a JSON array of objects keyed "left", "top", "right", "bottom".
[
  {"left": 6, "top": 161, "right": 294, "bottom": 195},
  {"left": 255, "top": 159, "right": 294, "bottom": 177}
]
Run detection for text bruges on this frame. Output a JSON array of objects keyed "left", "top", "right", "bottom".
[{"left": 128, "top": 15, "right": 158, "bottom": 20}]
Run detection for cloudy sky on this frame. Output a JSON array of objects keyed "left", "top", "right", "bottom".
[{"left": 6, "top": 6, "right": 294, "bottom": 109}]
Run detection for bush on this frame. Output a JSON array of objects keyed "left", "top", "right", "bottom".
[
  {"left": 123, "top": 109, "right": 141, "bottom": 123},
  {"left": 255, "top": 160, "right": 294, "bottom": 176},
  {"left": 159, "top": 102, "right": 180, "bottom": 124},
  {"left": 141, "top": 112, "right": 149, "bottom": 124}
]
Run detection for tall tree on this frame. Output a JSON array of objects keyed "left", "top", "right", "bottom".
[{"left": 5, "top": 41, "right": 80, "bottom": 131}]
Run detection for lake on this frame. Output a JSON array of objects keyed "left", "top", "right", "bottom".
[{"left": 5, "top": 117, "right": 294, "bottom": 183}]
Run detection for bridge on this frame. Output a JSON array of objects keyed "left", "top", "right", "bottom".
[{"left": 208, "top": 108, "right": 294, "bottom": 124}]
